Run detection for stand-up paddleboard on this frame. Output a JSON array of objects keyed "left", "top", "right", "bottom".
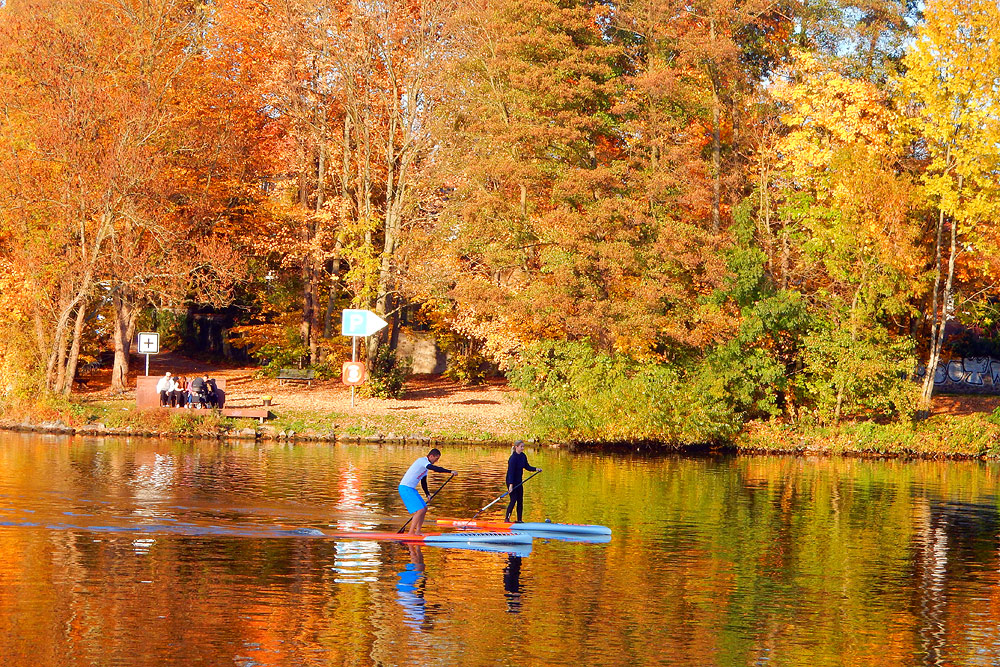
[
  {"left": 434, "top": 519, "right": 612, "bottom": 536},
  {"left": 324, "top": 530, "right": 533, "bottom": 546},
  {"left": 445, "top": 541, "right": 533, "bottom": 557},
  {"left": 287, "top": 528, "right": 533, "bottom": 554}
]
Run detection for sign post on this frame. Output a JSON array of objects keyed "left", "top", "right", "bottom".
[
  {"left": 137, "top": 332, "right": 160, "bottom": 376},
  {"left": 341, "top": 309, "right": 388, "bottom": 407}
]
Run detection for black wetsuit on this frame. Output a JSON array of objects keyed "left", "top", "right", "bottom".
[{"left": 505, "top": 451, "right": 538, "bottom": 522}]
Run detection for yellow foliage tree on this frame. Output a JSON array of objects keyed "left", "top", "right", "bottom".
[
  {"left": 769, "top": 50, "right": 922, "bottom": 421},
  {"left": 900, "top": 0, "right": 1000, "bottom": 407}
]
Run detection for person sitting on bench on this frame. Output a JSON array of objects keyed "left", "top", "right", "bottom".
[
  {"left": 169, "top": 375, "right": 186, "bottom": 408},
  {"left": 190, "top": 375, "right": 207, "bottom": 408},
  {"left": 155, "top": 372, "right": 173, "bottom": 407},
  {"left": 204, "top": 376, "right": 220, "bottom": 408}
]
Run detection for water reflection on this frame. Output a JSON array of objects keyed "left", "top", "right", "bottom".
[
  {"left": 397, "top": 544, "right": 427, "bottom": 631},
  {"left": 332, "top": 540, "right": 381, "bottom": 583},
  {"left": 5, "top": 435, "right": 1000, "bottom": 665},
  {"left": 503, "top": 554, "right": 523, "bottom": 613}
]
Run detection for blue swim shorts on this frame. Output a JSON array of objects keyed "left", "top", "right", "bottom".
[{"left": 398, "top": 484, "right": 426, "bottom": 513}]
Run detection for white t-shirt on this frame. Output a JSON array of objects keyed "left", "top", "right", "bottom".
[
  {"left": 400, "top": 457, "right": 432, "bottom": 488},
  {"left": 155, "top": 376, "right": 171, "bottom": 392}
]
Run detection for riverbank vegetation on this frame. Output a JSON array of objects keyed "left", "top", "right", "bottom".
[{"left": 3, "top": 0, "right": 1000, "bottom": 447}]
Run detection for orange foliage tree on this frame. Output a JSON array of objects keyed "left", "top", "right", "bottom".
[
  {"left": 0, "top": 0, "right": 247, "bottom": 393},
  {"left": 206, "top": 0, "right": 456, "bottom": 368},
  {"left": 413, "top": 0, "right": 789, "bottom": 363}
]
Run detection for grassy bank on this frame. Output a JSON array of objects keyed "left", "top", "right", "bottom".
[
  {"left": 0, "top": 393, "right": 525, "bottom": 443},
  {"left": 736, "top": 412, "right": 1000, "bottom": 458},
  {"left": 5, "top": 391, "right": 1000, "bottom": 458}
]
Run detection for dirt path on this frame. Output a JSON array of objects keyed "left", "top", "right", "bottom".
[
  {"left": 929, "top": 394, "right": 1000, "bottom": 416},
  {"left": 76, "top": 352, "right": 526, "bottom": 437}
]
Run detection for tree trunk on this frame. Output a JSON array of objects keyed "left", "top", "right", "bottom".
[
  {"left": 780, "top": 229, "right": 789, "bottom": 291},
  {"left": 922, "top": 210, "right": 959, "bottom": 409},
  {"left": 299, "top": 163, "right": 316, "bottom": 367},
  {"left": 921, "top": 169, "right": 961, "bottom": 409},
  {"left": 323, "top": 244, "right": 343, "bottom": 340},
  {"left": 709, "top": 18, "right": 721, "bottom": 234},
  {"left": 111, "top": 289, "right": 140, "bottom": 392},
  {"left": 308, "top": 142, "right": 326, "bottom": 363},
  {"left": 52, "top": 312, "right": 70, "bottom": 393},
  {"left": 758, "top": 144, "right": 773, "bottom": 274},
  {"left": 323, "top": 114, "right": 353, "bottom": 343},
  {"left": 61, "top": 300, "right": 88, "bottom": 395},
  {"left": 48, "top": 285, "right": 89, "bottom": 393},
  {"left": 834, "top": 286, "right": 863, "bottom": 422},
  {"left": 920, "top": 205, "right": 946, "bottom": 406}
]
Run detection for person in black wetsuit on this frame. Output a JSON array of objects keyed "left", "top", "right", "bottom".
[{"left": 505, "top": 440, "right": 540, "bottom": 523}]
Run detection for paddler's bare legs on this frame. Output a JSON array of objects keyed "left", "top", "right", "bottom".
[
  {"left": 409, "top": 507, "right": 428, "bottom": 535},
  {"left": 407, "top": 543, "right": 424, "bottom": 569}
]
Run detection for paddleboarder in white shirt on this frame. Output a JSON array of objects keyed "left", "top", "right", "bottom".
[{"left": 399, "top": 448, "right": 455, "bottom": 535}]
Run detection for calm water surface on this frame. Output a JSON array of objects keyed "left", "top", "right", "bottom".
[{"left": 2, "top": 432, "right": 1000, "bottom": 666}]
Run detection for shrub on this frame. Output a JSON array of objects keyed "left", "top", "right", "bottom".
[
  {"left": 445, "top": 347, "right": 492, "bottom": 385},
  {"left": 360, "top": 346, "right": 410, "bottom": 399},
  {"left": 227, "top": 320, "right": 309, "bottom": 376},
  {"left": 508, "top": 340, "right": 739, "bottom": 445},
  {"left": 167, "top": 410, "right": 233, "bottom": 435},
  {"left": 796, "top": 320, "right": 918, "bottom": 423}
]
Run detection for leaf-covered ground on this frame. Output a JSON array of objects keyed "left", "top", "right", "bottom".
[{"left": 71, "top": 352, "right": 527, "bottom": 441}]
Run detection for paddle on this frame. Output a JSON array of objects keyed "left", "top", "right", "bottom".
[
  {"left": 397, "top": 473, "right": 456, "bottom": 533},
  {"left": 462, "top": 470, "right": 542, "bottom": 528}
]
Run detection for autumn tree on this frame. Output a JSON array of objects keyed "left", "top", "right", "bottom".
[
  {"left": 208, "top": 0, "right": 454, "bottom": 369},
  {"left": 900, "top": 0, "right": 1000, "bottom": 408},
  {"left": 793, "top": 0, "right": 919, "bottom": 83},
  {"left": 419, "top": 0, "right": 739, "bottom": 369},
  {"left": 1, "top": 0, "right": 185, "bottom": 393},
  {"left": 0, "top": 0, "right": 249, "bottom": 393},
  {"left": 759, "top": 51, "right": 924, "bottom": 421},
  {"left": 99, "top": 0, "right": 246, "bottom": 392}
]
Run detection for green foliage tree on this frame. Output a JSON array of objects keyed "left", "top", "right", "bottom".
[{"left": 509, "top": 340, "right": 741, "bottom": 444}]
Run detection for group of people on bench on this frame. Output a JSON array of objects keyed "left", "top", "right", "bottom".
[{"left": 155, "top": 372, "right": 219, "bottom": 409}]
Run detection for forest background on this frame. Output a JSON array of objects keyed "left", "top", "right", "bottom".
[{"left": 2, "top": 0, "right": 1000, "bottom": 448}]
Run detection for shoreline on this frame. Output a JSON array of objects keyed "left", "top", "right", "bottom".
[
  {"left": 0, "top": 415, "right": 528, "bottom": 447},
  {"left": 4, "top": 408, "right": 1000, "bottom": 461},
  {"left": 6, "top": 355, "right": 1000, "bottom": 457}
]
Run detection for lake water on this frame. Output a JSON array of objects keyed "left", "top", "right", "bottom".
[{"left": 1, "top": 432, "right": 1000, "bottom": 666}]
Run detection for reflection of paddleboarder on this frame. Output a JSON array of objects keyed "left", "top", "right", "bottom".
[
  {"left": 397, "top": 544, "right": 426, "bottom": 631},
  {"left": 505, "top": 441, "right": 540, "bottom": 523},
  {"left": 503, "top": 554, "right": 523, "bottom": 613}
]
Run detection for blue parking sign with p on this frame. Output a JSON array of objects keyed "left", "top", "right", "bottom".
[
  {"left": 342, "top": 309, "right": 367, "bottom": 336},
  {"left": 341, "top": 309, "right": 388, "bottom": 337}
]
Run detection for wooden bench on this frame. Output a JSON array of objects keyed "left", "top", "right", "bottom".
[
  {"left": 278, "top": 368, "right": 316, "bottom": 386},
  {"left": 221, "top": 407, "right": 271, "bottom": 424},
  {"left": 136, "top": 376, "right": 227, "bottom": 409},
  {"left": 136, "top": 376, "right": 272, "bottom": 423}
]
